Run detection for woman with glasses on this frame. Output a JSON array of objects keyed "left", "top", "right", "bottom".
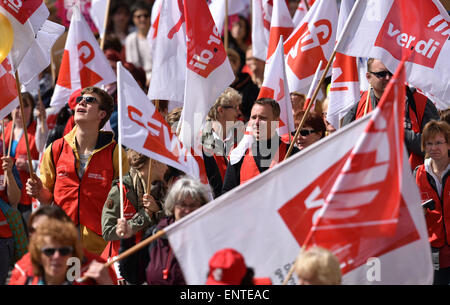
[
  {"left": 2, "top": 92, "right": 47, "bottom": 230},
  {"left": 25, "top": 218, "right": 114, "bottom": 285},
  {"left": 293, "top": 110, "right": 326, "bottom": 151},
  {"left": 414, "top": 120, "right": 450, "bottom": 285},
  {"left": 117, "top": 176, "right": 213, "bottom": 285}
]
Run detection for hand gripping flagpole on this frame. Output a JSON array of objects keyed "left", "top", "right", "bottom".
[{"left": 283, "top": 0, "right": 362, "bottom": 161}]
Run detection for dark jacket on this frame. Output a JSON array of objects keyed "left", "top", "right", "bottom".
[{"left": 119, "top": 217, "right": 186, "bottom": 285}]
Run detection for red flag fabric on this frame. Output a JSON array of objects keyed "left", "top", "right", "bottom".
[
  {"left": 0, "top": 0, "right": 49, "bottom": 67},
  {"left": 0, "top": 55, "right": 19, "bottom": 120},
  {"left": 336, "top": 0, "right": 450, "bottom": 106},
  {"left": 283, "top": 0, "right": 338, "bottom": 94},
  {"left": 304, "top": 60, "right": 408, "bottom": 274},
  {"left": 266, "top": 0, "right": 293, "bottom": 61},
  {"left": 177, "top": 0, "right": 234, "bottom": 149}
]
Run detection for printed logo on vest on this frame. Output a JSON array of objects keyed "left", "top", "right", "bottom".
[
  {"left": 87, "top": 173, "right": 105, "bottom": 181},
  {"left": 57, "top": 165, "right": 67, "bottom": 178}
]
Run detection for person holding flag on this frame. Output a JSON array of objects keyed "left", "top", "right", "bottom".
[
  {"left": 342, "top": 58, "right": 440, "bottom": 169},
  {"left": 26, "top": 87, "right": 129, "bottom": 255},
  {"left": 222, "top": 98, "right": 299, "bottom": 193}
]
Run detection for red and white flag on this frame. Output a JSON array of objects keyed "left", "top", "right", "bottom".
[
  {"left": 147, "top": 0, "right": 186, "bottom": 103},
  {"left": 177, "top": 0, "right": 234, "bottom": 148},
  {"left": 209, "top": 0, "right": 248, "bottom": 35},
  {"left": 336, "top": 0, "right": 450, "bottom": 105},
  {"left": 0, "top": 55, "right": 19, "bottom": 120},
  {"left": 165, "top": 106, "right": 432, "bottom": 284},
  {"left": 266, "top": 0, "right": 293, "bottom": 61},
  {"left": 0, "top": 0, "right": 49, "bottom": 67},
  {"left": 304, "top": 61, "right": 410, "bottom": 275},
  {"left": 292, "top": 0, "right": 315, "bottom": 27},
  {"left": 302, "top": 60, "right": 322, "bottom": 111},
  {"left": 18, "top": 20, "right": 65, "bottom": 87},
  {"left": 284, "top": 0, "right": 338, "bottom": 94},
  {"left": 251, "top": 0, "right": 272, "bottom": 61},
  {"left": 327, "top": 0, "right": 359, "bottom": 130},
  {"left": 146, "top": 0, "right": 162, "bottom": 53},
  {"left": 49, "top": 6, "right": 116, "bottom": 112},
  {"left": 117, "top": 62, "right": 208, "bottom": 183},
  {"left": 258, "top": 37, "right": 295, "bottom": 137}
]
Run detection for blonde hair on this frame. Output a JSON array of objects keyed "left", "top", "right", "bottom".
[
  {"left": 208, "top": 87, "right": 242, "bottom": 120},
  {"left": 29, "top": 219, "right": 84, "bottom": 277},
  {"left": 294, "top": 246, "right": 342, "bottom": 285}
]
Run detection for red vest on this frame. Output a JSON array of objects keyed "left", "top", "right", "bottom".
[
  {"left": 415, "top": 165, "right": 450, "bottom": 248},
  {"left": 0, "top": 165, "right": 12, "bottom": 238},
  {"left": 355, "top": 90, "right": 428, "bottom": 169},
  {"left": 213, "top": 154, "right": 228, "bottom": 181},
  {"left": 240, "top": 141, "right": 287, "bottom": 185},
  {"left": 51, "top": 138, "right": 115, "bottom": 236},
  {"left": 4, "top": 120, "right": 39, "bottom": 205}
]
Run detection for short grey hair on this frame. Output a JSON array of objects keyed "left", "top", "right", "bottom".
[{"left": 164, "top": 176, "right": 213, "bottom": 216}]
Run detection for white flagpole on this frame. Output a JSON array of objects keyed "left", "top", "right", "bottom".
[{"left": 116, "top": 62, "right": 124, "bottom": 220}]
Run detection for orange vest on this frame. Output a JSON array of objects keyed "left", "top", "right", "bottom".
[
  {"left": 415, "top": 165, "right": 450, "bottom": 248},
  {"left": 240, "top": 141, "right": 287, "bottom": 185},
  {"left": 355, "top": 89, "right": 428, "bottom": 170},
  {"left": 3, "top": 120, "right": 39, "bottom": 205},
  {"left": 51, "top": 138, "right": 116, "bottom": 236}
]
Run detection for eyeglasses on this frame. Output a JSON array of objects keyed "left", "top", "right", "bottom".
[
  {"left": 76, "top": 96, "right": 97, "bottom": 104},
  {"left": 41, "top": 246, "right": 73, "bottom": 257},
  {"left": 425, "top": 141, "right": 447, "bottom": 147},
  {"left": 299, "top": 129, "right": 316, "bottom": 136},
  {"left": 368, "top": 70, "right": 393, "bottom": 79},
  {"left": 221, "top": 105, "right": 240, "bottom": 110},
  {"left": 134, "top": 13, "right": 150, "bottom": 19},
  {"left": 175, "top": 201, "right": 202, "bottom": 210}
]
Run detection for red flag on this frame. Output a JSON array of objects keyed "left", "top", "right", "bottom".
[
  {"left": 177, "top": 0, "right": 234, "bottom": 148},
  {"left": 0, "top": 0, "right": 49, "bottom": 67},
  {"left": 266, "top": 0, "right": 293, "bottom": 61},
  {"left": 0, "top": 55, "right": 19, "bottom": 120},
  {"left": 303, "top": 60, "right": 407, "bottom": 272}
]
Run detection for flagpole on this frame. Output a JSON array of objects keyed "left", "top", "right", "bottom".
[
  {"left": 37, "top": 89, "right": 45, "bottom": 134},
  {"left": 100, "top": 0, "right": 112, "bottom": 50},
  {"left": 363, "top": 85, "right": 372, "bottom": 116},
  {"left": 146, "top": 100, "right": 160, "bottom": 195},
  {"left": 224, "top": 0, "right": 229, "bottom": 50},
  {"left": 2, "top": 119, "right": 7, "bottom": 187},
  {"left": 7, "top": 116, "right": 15, "bottom": 158},
  {"left": 284, "top": 53, "right": 335, "bottom": 160},
  {"left": 284, "top": 0, "right": 362, "bottom": 160},
  {"left": 78, "top": 229, "right": 167, "bottom": 282},
  {"left": 14, "top": 70, "right": 34, "bottom": 176},
  {"left": 117, "top": 63, "right": 125, "bottom": 222}
]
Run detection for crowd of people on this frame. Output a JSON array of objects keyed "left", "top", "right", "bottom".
[{"left": 0, "top": 0, "right": 448, "bottom": 286}]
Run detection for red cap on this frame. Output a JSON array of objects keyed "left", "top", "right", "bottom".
[
  {"left": 67, "top": 88, "right": 82, "bottom": 110},
  {"left": 206, "top": 249, "right": 247, "bottom": 285}
]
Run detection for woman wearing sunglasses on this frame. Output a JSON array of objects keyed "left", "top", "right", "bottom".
[
  {"left": 293, "top": 110, "right": 326, "bottom": 151},
  {"left": 414, "top": 120, "right": 450, "bottom": 285},
  {"left": 26, "top": 218, "right": 115, "bottom": 285}
]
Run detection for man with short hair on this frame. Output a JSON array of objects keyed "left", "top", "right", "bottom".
[
  {"left": 342, "top": 58, "right": 439, "bottom": 169},
  {"left": 222, "top": 98, "right": 299, "bottom": 193},
  {"left": 26, "top": 87, "right": 129, "bottom": 255}
]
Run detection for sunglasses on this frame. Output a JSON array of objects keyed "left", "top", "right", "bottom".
[
  {"left": 41, "top": 246, "right": 73, "bottom": 257},
  {"left": 76, "top": 96, "right": 97, "bottom": 104},
  {"left": 292, "top": 129, "right": 316, "bottom": 137},
  {"left": 221, "top": 105, "right": 240, "bottom": 110},
  {"left": 368, "top": 70, "right": 393, "bottom": 79}
]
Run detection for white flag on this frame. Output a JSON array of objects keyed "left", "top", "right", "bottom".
[
  {"left": 89, "top": 0, "right": 108, "bottom": 39},
  {"left": 177, "top": 0, "right": 234, "bottom": 148},
  {"left": 336, "top": 0, "right": 450, "bottom": 105},
  {"left": 18, "top": 20, "right": 65, "bottom": 86},
  {"left": 251, "top": 0, "right": 272, "bottom": 61},
  {"left": 49, "top": 6, "right": 116, "bottom": 112},
  {"left": 165, "top": 113, "right": 432, "bottom": 285}
]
